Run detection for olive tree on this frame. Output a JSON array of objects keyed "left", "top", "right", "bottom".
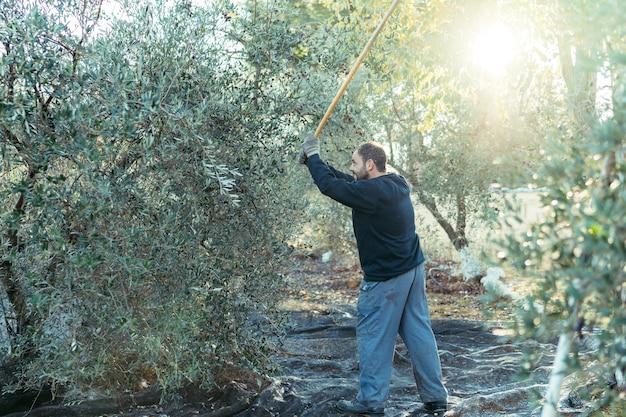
[
  {"left": 0, "top": 0, "right": 323, "bottom": 400},
  {"left": 325, "top": 0, "right": 551, "bottom": 279},
  {"left": 500, "top": 0, "right": 626, "bottom": 414}
]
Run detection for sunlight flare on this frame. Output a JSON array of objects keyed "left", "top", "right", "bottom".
[{"left": 472, "top": 24, "right": 515, "bottom": 75}]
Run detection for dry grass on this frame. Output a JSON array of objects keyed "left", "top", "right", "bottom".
[{"left": 282, "top": 252, "right": 522, "bottom": 324}]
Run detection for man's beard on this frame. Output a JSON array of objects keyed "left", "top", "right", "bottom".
[{"left": 353, "top": 168, "right": 369, "bottom": 180}]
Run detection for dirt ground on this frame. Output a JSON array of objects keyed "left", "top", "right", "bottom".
[
  {"left": 281, "top": 253, "right": 517, "bottom": 322},
  {"left": 0, "top": 255, "right": 614, "bottom": 417}
]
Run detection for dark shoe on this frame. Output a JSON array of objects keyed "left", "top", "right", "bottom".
[
  {"left": 414, "top": 410, "right": 446, "bottom": 417},
  {"left": 336, "top": 399, "right": 384, "bottom": 416},
  {"left": 414, "top": 401, "right": 447, "bottom": 416}
]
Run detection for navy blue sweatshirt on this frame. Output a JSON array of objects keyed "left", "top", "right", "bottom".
[{"left": 306, "top": 154, "right": 425, "bottom": 281}]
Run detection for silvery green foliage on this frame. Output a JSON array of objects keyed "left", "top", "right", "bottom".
[
  {"left": 0, "top": 0, "right": 329, "bottom": 400},
  {"left": 502, "top": 1, "right": 626, "bottom": 412}
]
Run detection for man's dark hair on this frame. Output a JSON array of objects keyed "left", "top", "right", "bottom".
[{"left": 358, "top": 142, "right": 386, "bottom": 172}]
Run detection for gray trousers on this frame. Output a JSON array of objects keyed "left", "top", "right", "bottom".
[{"left": 355, "top": 263, "right": 448, "bottom": 408}]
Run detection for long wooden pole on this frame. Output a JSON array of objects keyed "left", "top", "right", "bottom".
[{"left": 314, "top": 0, "right": 401, "bottom": 139}]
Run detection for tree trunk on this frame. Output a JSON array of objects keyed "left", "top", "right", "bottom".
[
  {"left": 558, "top": 39, "right": 597, "bottom": 130},
  {"left": 1, "top": 162, "right": 37, "bottom": 340},
  {"left": 416, "top": 191, "right": 483, "bottom": 280},
  {"left": 541, "top": 332, "right": 575, "bottom": 417},
  {"left": 417, "top": 190, "right": 468, "bottom": 251},
  {"left": 541, "top": 300, "right": 580, "bottom": 417}
]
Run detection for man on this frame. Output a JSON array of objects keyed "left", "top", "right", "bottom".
[{"left": 299, "top": 131, "right": 448, "bottom": 417}]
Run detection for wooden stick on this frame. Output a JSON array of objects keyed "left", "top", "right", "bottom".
[{"left": 314, "top": 0, "right": 401, "bottom": 139}]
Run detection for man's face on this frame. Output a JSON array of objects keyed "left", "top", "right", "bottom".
[{"left": 350, "top": 150, "right": 368, "bottom": 180}]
